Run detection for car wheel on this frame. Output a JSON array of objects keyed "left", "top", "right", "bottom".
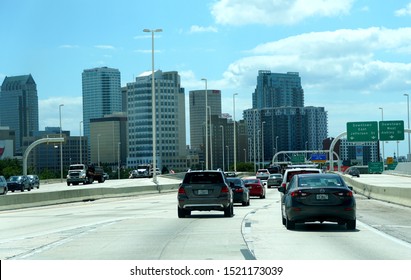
[
  {"left": 67, "top": 182, "right": 70, "bottom": 186},
  {"left": 285, "top": 216, "right": 295, "bottom": 230},
  {"left": 178, "top": 207, "right": 188, "bottom": 218},
  {"left": 346, "top": 219, "right": 356, "bottom": 230},
  {"left": 224, "top": 204, "right": 234, "bottom": 217}
]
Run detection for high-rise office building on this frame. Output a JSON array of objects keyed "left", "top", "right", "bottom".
[
  {"left": 126, "top": 70, "right": 186, "bottom": 171},
  {"left": 0, "top": 74, "right": 39, "bottom": 154},
  {"left": 189, "top": 89, "right": 222, "bottom": 155},
  {"left": 82, "top": 67, "right": 122, "bottom": 154},
  {"left": 244, "top": 71, "right": 328, "bottom": 166},
  {"left": 253, "top": 70, "right": 304, "bottom": 109}
]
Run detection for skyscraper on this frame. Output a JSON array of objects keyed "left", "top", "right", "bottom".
[
  {"left": 0, "top": 74, "right": 39, "bottom": 154},
  {"left": 245, "top": 71, "right": 328, "bottom": 166},
  {"left": 82, "top": 67, "right": 122, "bottom": 153},
  {"left": 189, "top": 89, "right": 222, "bottom": 152},
  {"left": 126, "top": 70, "right": 186, "bottom": 171}
]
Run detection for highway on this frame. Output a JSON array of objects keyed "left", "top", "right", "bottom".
[{"left": 1, "top": 176, "right": 410, "bottom": 260}]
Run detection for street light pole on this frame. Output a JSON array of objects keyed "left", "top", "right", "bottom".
[
  {"left": 262, "top": 121, "right": 266, "bottom": 168},
  {"left": 97, "top": 134, "right": 101, "bottom": 165},
  {"left": 233, "top": 93, "right": 238, "bottom": 172},
  {"left": 79, "top": 120, "right": 83, "bottom": 164},
  {"left": 59, "top": 104, "right": 64, "bottom": 182},
  {"left": 379, "top": 107, "right": 385, "bottom": 162},
  {"left": 220, "top": 125, "right": 225, "bottom": 171},
  {"left": 144, "top": 28, "right": 162, "bottom": 184},
  {"left": 201, "top": 78, "right": 208, "bottom": 169},
  {"left": 405, "top": 94, "right": 410, "bottom": 160},
  {"left": 208, "top": 106, "right": 213, "bottom": 169},
  {"left": 118, "top": 142, "right": 121, "bottom": 179}
]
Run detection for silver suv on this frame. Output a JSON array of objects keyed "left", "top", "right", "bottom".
[{"left": 177, "top": 170, "right": 234, "bottom": 218}]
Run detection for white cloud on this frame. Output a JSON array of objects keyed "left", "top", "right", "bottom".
[
  {"left": 217, "top": 27, "right": 411, "bottom": 94},
  {"left": 39, "top": 97, "right": 83, "bottom": 134},
  {"left": 395, "top": 2, "right": 411, "bottom": 16},
  {"left": 94, "top": 45, "right": 115, "bottom": 50},
  {"left": 189, "top": 25, "right": 218, "bottom": 33},
  {"left": 59, "top": 44, "right": 80, "bottom": 49},
  {"left": 211, "top": 0, "right": 354, "bottom": 26}
]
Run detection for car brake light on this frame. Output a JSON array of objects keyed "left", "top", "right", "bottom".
[
  {"left": 235, "top": 188, "right": 243, "bottom": 193},
  {"left": 221, "top": 185, "right": 229, "bottom": 193},
  {"left": 334, "top": 191, "right": 353, "bottom": 197},
  {"left": 178, "top": 187, "right": 186, "bottom": 194},
  {"left": 290, "top": 190, "right": 309, "bottom": 197}
]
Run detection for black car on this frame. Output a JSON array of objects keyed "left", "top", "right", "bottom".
[
  {"left": 7, "top": 175, "right": 32, "bottom": 192},
  {"left": 0, "top": 175, "right": 8, "bottom": 195},
  {"left": 27, "top": 175, "right": 40, "bottom": 189},
  {"left": 278, "top": 173, "right": 356, "bottom": 230},
  {"left": 226, "top": 177, "right": 250, "bottom": 206}
]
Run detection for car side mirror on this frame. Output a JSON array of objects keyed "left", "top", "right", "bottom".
[
  {"left": 278, "top": 186, "right": 285, "bottom": 193},
  {"left": 347, "top": 186, "right": 353, "bottom": 190}
]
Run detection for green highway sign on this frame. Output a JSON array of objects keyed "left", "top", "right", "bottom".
[
  {"left": 347, "top": 121, "right": 378, "bottom": 142},
  {"left": 379, "top": 120, "right": 404, "bottom": 141},
  {"left": 368, "top": 162, "right": 383, "bottom": 174},
  {"left": 291, "top": 154, "right": 305, "bottom": 163}
]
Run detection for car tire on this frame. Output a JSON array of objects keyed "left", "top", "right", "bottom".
[
  {"left": 285, "top": 216, "right": 295, "bottom": 230},
  {"left": 282, "top": 216, "right": 286, "bottom": 225},
  {"left": 346, "top": 219, "right": 356, "bottom": 230},
  {"left": 178, "top": 207, "right": 188, "bottom": 218},
  {"left": 224, "top": 204, "right": 234, "bottom": 217}
]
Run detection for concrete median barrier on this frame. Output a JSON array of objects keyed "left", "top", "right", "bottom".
[
  {"left": 342, "top": 174, "right": 411, "bottom": 207},
  {"left": 0, "top": 180, "right": 180, "bottom": 211}
]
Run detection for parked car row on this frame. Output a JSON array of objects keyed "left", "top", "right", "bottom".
[{"left": 0, "top": 174, "right": 40, "bottom": 195}]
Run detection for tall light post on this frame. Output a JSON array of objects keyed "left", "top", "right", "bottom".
[
  {"left": 201, "top": 78, "right": 208, "bottom": 169},
  {"left": 208, "top": 106, "right": 213, "bottom": 169},
  {"left": 220, "top": 125, "right": 225, "bottom": 171},
  {"left": 379, "top": 107, "right": 385, "bottom": 162},
  {"left": 97, "top": 134, "right": 101, "bottom": 165},
  {"left": 144, "top": 28, "right": 162, "bottom": 184},
  {"left": 79, "top": 120, "right": 83, "bottom": 164},
  {"left": 276, "top": 136, "right": 279, "bottom": 156},
  {"left": 118, "top": 142, "right": 121, "bottom": 179},
  {"left": 233, "top": 93, "right": 238, "bottom": 172},
  {"left": 59, "top": 104, "right": 64, "bottom": 182},
  {"left": 262, "top": 121, "right": 266, "bottom": 168},
  {"left": 226, "top": 145, "right": 230, "bottom": 171},
  {"left": 405, "top": 93, "right": 410, "bottom": 160}
]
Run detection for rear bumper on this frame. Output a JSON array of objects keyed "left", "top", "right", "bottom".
[{"left": 286, "top": 205, "right": 356, "bottom": 223}]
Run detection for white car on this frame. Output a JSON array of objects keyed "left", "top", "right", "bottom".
[{"left": 281, "top": 168, "right": 323, "bottom": 190}]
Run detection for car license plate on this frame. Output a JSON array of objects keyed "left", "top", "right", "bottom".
[
  {"left": 316, "top": 194, "right": 328, "bottom": 200},
  {"left": 198, "top": 189, "right": 208, "bottom": 195}
]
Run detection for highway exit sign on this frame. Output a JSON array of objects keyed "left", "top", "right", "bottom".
[
  {"left": 379, "top": 120, "right": 404, "bottom": 141},
  {"left": 347, "top": 121, "right": 378, "bottom": 142}
]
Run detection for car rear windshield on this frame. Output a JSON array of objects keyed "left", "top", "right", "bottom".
[
  {"left": 183, "top": 172, "right": 224, "bottom": 184},
  {"left": 244, "top": 179, "right": 259, "bottom": 184},
  {"left": 298, "top": 176, "right": 345, "bottom": 188},
  {"left": 286, "top": 170, "right": 320, "bottom": 182}
]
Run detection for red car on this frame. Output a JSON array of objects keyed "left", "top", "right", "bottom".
[{"left": 243, "top": 177, "right": 266, "bottom": 199}]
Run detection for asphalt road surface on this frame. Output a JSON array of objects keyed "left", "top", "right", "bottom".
[{"left": 1, "top": 186, "right": 410, "bottom": 260}]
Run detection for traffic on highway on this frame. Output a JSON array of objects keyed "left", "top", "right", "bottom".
[{"left": 0, "top": 172, "right": 410, "bottom": 260}]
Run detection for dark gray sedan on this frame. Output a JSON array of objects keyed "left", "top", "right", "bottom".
[
  {"left": 226, "top": 177, "right": 250, "bottom": 206},
  {"left": 267, "top": 173, "right": 283, "bottom": 188},
  {"left": 278, "top": 173, "right": 356, "bottom": 230}
]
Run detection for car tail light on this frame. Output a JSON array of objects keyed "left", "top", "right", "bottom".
[
  {"left": 290, "top": 190, "right": 309, "bottom": 197},
  {"left": 178, "top": 186, "right": 186, "bottom": 194},
  {"left": 221, "top": 185, "right": 229, "bottom": 193},
  {"left": 281, "top": 183, "right": 286, "bottom": 188},
  {"left": 235, "top": 188, "right": 243, "bottom": 193},
  {"left": 334, "top": 191, "right": 353, "bottom": 197}
]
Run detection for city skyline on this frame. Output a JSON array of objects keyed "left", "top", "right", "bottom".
[{"left": 2, "top": 0, "right": 411, "bottom": 156}]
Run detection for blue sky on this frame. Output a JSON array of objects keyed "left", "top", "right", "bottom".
[{"left": 1, "top": 0, "right": 411, "bottom": 157}]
